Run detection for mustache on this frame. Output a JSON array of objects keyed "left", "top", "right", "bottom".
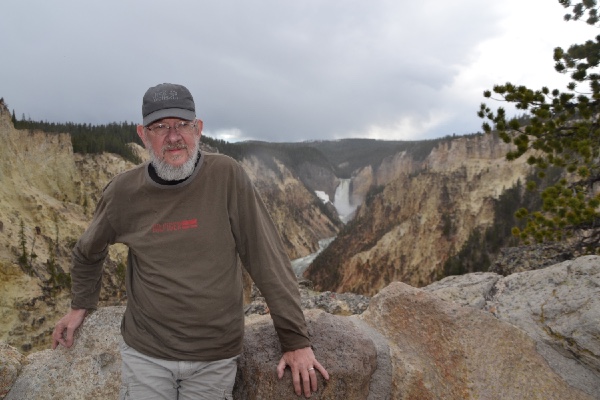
[{"left": 162, "top": 141, "right": 188, "bottom": 154}]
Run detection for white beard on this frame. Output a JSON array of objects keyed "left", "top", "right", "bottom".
[{"left": 147, "top": 135, "right": 201, "bottom": 181}]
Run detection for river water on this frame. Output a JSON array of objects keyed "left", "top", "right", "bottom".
[
  {"left": 291, "top": 179, "right": 358, "bottom": 276},
  {"left": 291, "top": 237, "right": 335, "bottom": 276}
]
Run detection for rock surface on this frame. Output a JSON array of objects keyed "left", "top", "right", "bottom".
[
  {"left": 425, "top": 255, "right": 600, "bottom": 398},
  {"left": 245, "top": 278, "right": 370, "bottom": 317},
  {"left": 0, "top": 343, "right": 24, "bottom": 399},
  {"left": 362, "top": 281, "right": 594, "bottom": 400},
  {"left": 234, "top": 310, "right": 378, "bottom": 399},
  {"left": 489, "top": 242, "right": 577, "bottom": 275},
  {"left": 4, "top": 307, "right": 123, "bottom": 400},
  {"left": 4, "top": 308, "right": 379, "bottom": 400},
  {"left": 4, "top": 257, "right": 597, "bottom": 399}
]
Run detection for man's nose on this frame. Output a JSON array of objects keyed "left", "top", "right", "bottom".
[{"left": 165, "top": 127, "right": 183, "bottom": 141}]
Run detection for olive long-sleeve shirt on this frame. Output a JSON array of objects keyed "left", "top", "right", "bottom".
[{"left": 70, "top": 151, "right": 310, "bottom": 361}]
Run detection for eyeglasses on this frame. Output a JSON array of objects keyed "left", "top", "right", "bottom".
[{"left": 146, "top": 121, "right": 197, "bottom": 137}]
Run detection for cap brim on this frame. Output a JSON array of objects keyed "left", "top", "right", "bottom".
[{"left": 143, "top": 108, "right": 196, "bottom": 126}]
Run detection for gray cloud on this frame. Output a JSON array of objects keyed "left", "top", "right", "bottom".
[{"left": 0, "top": 0, "right": 583, "bottom": 142}]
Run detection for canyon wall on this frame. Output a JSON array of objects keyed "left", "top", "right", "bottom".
[
  {"left": 306, "top": 134, "right": 534, "bottom": 294},
  {"left": 241, "top": 155, "right": 339, "bottom": 259}
]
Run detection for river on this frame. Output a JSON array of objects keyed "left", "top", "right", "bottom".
[
  {"left": 291, "top": 179, "right": 357, "bottom": 276},
  {"left": 291, "top": 237, "right": 335, "bottom": 276}
]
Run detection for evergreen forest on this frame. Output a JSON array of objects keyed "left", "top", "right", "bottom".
[{"left": 12, "top": 111, "right": 143, "bottom": 164}]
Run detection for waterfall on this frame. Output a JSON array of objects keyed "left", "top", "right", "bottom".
[
  {"left": 333, "top": 179, "right": 357, "bottom": 223},
  {"left": 291, "top": 179, "right": 356, "bottom": 275}
]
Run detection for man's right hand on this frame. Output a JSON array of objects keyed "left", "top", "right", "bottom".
[{"left": 52, "top": 308, "right": 88, "bottom": 349}]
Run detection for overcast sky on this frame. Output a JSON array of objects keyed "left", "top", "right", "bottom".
[{"left": 1, "top": 1, "right": 596, "bottom": 142}]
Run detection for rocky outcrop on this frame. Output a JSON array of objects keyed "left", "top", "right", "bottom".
[
  {"left": 4, "top": 256, "right": 597, "bottom": 399},
  {"left": 424, "top": 255, "right": 600, "bottom": 398},
  {"left": 0, "top": 343, "right": 24, "bottom": 399},
  {"left": 489, "top": 242, "right": 577, "bottom": 275},
  {"left": 235, "top": 310, "right": 378, "bottom": 399},
  {"left": 244, "top": 278, "right": 370, "bottom": 316},
  {"left": 361, "top": 281, "right": 593, "bottom": 400},
  {"left": 3, "top": 307, "right": 380, "bottom": 400},
  {"left": 4, "top": 308, "right": 123, "bottom": 400}
]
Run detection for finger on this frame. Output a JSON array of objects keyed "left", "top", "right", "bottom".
[
  {"left": 51, "top": 324, "right": 65, "bottom": 349},
  {"left": 301, "top": 368, "right": 311, "bottom": 398},
  {"left": 276, "top": 357, "right": 286, "bottom": 379},
  {"left": 65, "top": 326, "right": 75, "bottom": 348},
  {"left": 308, "top": 368, "right": 318, "bottom": 392},
  {"left": 292, "top": 367, "right": 302, "bottom": 396},
  {"left": 314, "top": 360, "right": 330, "bottom": 380},
  {"left": 52, "top": 334, "right": 66, "bottom": 349},
  {"left": 51, "top": 330, "right": 59, "bottom": 349}
]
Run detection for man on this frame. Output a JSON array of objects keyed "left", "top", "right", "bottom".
[{"left": 52, "top": 83, "right": 329, "bottom": 399}]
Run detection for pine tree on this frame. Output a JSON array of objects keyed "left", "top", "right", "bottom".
[
  {"left": 18, "top": 219, "right": 32, "bottom": 275},
  {"left": 479, "top": 0, "right": 600, "bottom": 253}
]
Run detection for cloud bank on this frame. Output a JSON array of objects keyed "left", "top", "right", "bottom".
[{"left": 0, "top": 0, "right": 595, "bottom": 142}]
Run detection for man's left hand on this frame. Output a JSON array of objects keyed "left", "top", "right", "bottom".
[{"left": 277, "top": 346, "right": 329, "bottom": 398}]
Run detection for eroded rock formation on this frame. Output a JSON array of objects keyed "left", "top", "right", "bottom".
[
  {"left": 3, "top": 256, "right": 598, "bottom": 399},
  {"left": 306, "top": 133, "right": 534, "bottom": 294}
]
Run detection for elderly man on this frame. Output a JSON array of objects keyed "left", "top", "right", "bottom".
[{"left": 52, "top": 83, "right": 328, "bottom": 399}]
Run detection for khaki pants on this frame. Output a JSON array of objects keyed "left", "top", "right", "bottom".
[{"left": 119, "top": 339, "right": 238, "bottom": 400}]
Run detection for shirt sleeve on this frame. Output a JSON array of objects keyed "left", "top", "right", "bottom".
[
  {"left": 70, "top": 190, "right": 117, "bottom": 310},
  {"left": 228, "top": 161, "right": 311, "bottom": 352}
]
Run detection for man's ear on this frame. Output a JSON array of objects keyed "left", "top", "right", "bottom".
[
  {"left": 196, "top": 119, "right": 204, "bottom": 139},
  {"left": 136, "top": 125, "right": 147, "bottom": 145}
]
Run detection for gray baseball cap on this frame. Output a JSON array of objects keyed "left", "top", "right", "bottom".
[{"left": 142, "top": 83, "right": 196, "bottom": 126}]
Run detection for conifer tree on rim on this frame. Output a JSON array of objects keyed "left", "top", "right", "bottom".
[{"left": 479, "top": 0, "right": 600, "bottom": 253}]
